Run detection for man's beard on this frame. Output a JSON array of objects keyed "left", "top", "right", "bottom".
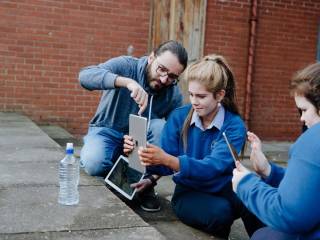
[{"left": 146, "top": 64, "right": 163, "bottom": 91}]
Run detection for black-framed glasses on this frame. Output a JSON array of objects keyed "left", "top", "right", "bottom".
[{"left": 155, "top": 60, "right": 179, "bottom": 85}]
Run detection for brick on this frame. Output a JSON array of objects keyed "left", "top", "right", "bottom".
[{"left": 0, "top": 0, "right": 317, "bottom": 141}]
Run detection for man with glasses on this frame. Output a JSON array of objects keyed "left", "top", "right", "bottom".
[{"left": 79, "top": 40, "right": 188, "bottom": 212}]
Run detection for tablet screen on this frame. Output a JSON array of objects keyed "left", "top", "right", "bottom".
[{"left": 105, "top": 155, "right": 144, "bottom": 200}]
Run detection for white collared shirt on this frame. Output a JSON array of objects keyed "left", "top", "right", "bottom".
[{"left": 190, "top": 104, "right": 225, "bottom": 131}]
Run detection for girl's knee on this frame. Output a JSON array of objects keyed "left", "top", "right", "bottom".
[{"left": 171, "top": 196, "right": 233, "bottom": 238}]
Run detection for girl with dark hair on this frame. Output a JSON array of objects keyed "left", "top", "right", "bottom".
[
  {"left": 125, "top": 54, "right": 262, "bottom": 239},
  {"left": 233, "top": 62, "right": 320, "bottom": 240}
]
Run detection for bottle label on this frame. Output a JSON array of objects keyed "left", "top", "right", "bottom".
[{"left": 66, "top": 149, "right": 74, "bottom": 154}]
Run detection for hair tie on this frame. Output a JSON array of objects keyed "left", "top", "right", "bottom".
[{"left": 205, "top": 57, "right": 216, "bottom": 62}]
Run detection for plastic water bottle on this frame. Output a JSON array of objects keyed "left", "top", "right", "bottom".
[{"left": 58, "top": 143, "right": 79, "bottom": 205}]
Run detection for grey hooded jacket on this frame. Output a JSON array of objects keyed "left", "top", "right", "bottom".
[{"left": 79, "top": 56, "right": 183, "bottom": 133}]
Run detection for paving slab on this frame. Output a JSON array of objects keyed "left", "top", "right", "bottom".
[
  {"left": 0, "top": 134, "right": 61, "bottom": 149},
  {"left": 0, "top": 186, "right": 146, "bottom": 234},
  {"left": 0, "top": 112, "right": 30, "bottom": 123},
  {"left": 154, "top": 221, "right": 217, "bottom": 240},
  {"left": 0, "top": 227, "right": 165, "bottom": 240},
  {"left": 0, "top": 112, "right": 165, "bottom": 240},
  {"left": 40, "top": 125, "right": 83, "bottom": 148},
  {"left": 1, "top": 147, "right": 64, "bottom": 163},
  {"left": 244, "top": 141, "right": 292, "bottom": 163},
  {"left": 0, "top": 161, "right": 102, "bottom": 188}
]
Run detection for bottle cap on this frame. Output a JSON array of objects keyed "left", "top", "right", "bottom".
[{"left": 66, "top": 142, "right": 73, "bottom": 150}]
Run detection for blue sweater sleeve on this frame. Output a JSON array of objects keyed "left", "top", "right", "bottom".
[
  {"left": 264, "top": 163, "right": 285, "bottom": 187},
  {"left": 79, "top": 56, "right": 132, "bottom": 90},
  {"left": 237, "top": 127, "right": 320, "bottom": 234}
]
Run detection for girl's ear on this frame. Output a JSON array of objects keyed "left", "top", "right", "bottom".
[
  {"left": 216, "top": 89, "right": 226, "bottom": 102},
  {"left": 148, "top": 52, "right": 155, "bottom": 64}
]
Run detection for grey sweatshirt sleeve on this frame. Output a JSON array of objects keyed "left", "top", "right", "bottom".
[{"left": 78, "top": 56, "right": 132, "bottom": 91}]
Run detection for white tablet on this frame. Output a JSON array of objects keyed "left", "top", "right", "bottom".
[
  {"left": 105, "top": 155, "right": 144, "bottom": 200},
  {"left": 128, "top": 114, "right": 147, "bottom": 173}
]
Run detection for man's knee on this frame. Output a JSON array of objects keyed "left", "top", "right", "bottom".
[
  {"left": 80, "top": 137, "right": 107, "bottom": 176},
  {"left": 82, "top": 161, "right": 103, "bottom": 176},
  {"left": 80, "top": 147, "right": 106, "bottom": 176}
]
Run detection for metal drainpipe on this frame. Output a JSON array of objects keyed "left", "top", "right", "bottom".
[{"left": 244, "top": 0, "right": 258, "bottom": 128}]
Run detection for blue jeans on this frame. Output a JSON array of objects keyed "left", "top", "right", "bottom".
[{"left": 80, "top": 119, "right": 166, "bottom": 177}]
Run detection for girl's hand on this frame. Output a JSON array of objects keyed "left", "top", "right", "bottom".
[
  {"left": 123, "top": 135, "right": 134, "bottom": 156},
  {"left": 247, "top": 131, "right": 271, "bottom": 178},
  {"left": 232, "top": 161, "right": 251, "bottom": 192},
  {"left": 138, "top": 143, "right": 168, "bottom": 166}
]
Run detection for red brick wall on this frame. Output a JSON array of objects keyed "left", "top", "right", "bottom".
[
  {"left": 0, "top": 0, "right": 150, "bottom": 136},
  {"left": 1, "top": 0, "right": 319, "bottom": 140},
  {"left": 205, "top": 0, "right": 319, "bottom": 140},
  {"left": 205, "top": 0, "right": 251, "bottom": 116},
  {"left": 250, "top": 0, "right": 319, "bottom": 140}
]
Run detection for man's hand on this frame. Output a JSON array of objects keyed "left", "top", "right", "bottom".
[
  {"left": 123, "top": 135, "right": 134, "bottom": 156},
  {"left": 115, "top": 77, "right": 148, "bottom": 115},
  {"left": 126, "top": 81, "right": 148, "bottom": 115}
]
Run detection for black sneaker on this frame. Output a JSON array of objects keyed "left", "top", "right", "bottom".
[{"left": 139, "top": 188, "right": 161, "bottom": 212}]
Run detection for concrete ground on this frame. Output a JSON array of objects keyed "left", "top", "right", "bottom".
[
  {"left": 40, "top": 125, "right": 246, "bottom": 240},
  {"left": 0, "top": 111, "right": 291, "bottom": 240},
  {"left": 0, "top": 112, "right": 165, "bottom": 240},
  {"left": 40, "top": 122, "right": 291, "bottom": 240}
]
